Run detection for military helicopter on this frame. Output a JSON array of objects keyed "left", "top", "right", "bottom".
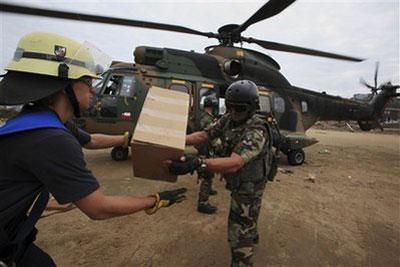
[{"left": 1, "top": 1, "right": 399, "bottom": 164}]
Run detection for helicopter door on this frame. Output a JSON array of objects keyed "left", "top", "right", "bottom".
[
  {"left": 195, "top": 83, "right": 219, "bottom": 131},
  {"left": 95, "top": 74, "right": 136, "bottom": 133},
  {"left": 199, "top": 86, "right": 218, "bottom": 113},
  {"left": 169, "top": 80, "right": 192, "bottom": 111},
  {"left": 169, "top": 80, "right": 193, "bottom": 132},
  {"left": 272, "top": 96, "right": 286, "bottom": 123},
  {"left": 258, "top": 94, "right": 272, "bottom": 115}
]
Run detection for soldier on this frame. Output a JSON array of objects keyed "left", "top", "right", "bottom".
[
  {"left": 0, "top": 32, "right": 186, "bottom": 266},
  {"left": 168, "top": 80, "right": 273, "bottom": 266},
  {"left": 196, "top": 95, "right": 219, "bottom": 214}
]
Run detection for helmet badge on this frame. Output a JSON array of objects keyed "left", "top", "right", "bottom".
[{"left": 54, "top": 45, "right": 66, "bottom": 60}]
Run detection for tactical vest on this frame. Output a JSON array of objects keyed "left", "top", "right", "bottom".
[{"left": 220, "top": 114, "right": 272, "bottom": 195}]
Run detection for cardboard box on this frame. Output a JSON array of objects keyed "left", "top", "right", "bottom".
[{"left": 131, "top": 86, "right": 189, "bottom": 182}]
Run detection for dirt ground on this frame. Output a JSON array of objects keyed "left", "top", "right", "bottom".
[{"left": 36, "top": 129, "right": 400, "bottom": 266}]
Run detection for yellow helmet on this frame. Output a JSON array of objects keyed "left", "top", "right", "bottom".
[
  {"left": 6, "top": 32, "right": 104, "bottom": 79},
  {"left": 0, "top": 32, "right": 110, "bottom": 105}
]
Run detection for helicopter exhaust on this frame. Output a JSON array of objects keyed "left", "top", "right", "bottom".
[{"left": 223, "top": 59, "right": 242, "bottom": 76}]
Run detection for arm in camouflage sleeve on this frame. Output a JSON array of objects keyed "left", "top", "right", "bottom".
[
  {"left": 203, "top": 153, "right": 245, "bottom": 173},
  {"left": 185, "top": 114, "right": 228, "bottom": 146},
  {"left": 203, "top": 128, "right": 266, "bottom": 173},
  {"left": 232, "top": 128, "right": 266, "bottom": 164}
]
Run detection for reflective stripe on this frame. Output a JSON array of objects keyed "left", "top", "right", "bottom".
[{"left": 19, "top": 51, "right": 86, "bottom": 68}]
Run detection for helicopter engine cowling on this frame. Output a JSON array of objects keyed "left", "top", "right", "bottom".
[
  {"left": 134, "top": 46, "right": 164, "bottom": 66},
  {"left": 223, "top": 59, "right": 242, "bottom": 76}
]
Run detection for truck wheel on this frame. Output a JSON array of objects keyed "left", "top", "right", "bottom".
[
  {"left": 287, "top": 149, "right": 305, "bottom": 166},
  {"left": 111, "top": 146, "right": 129, "bottom": 161}
]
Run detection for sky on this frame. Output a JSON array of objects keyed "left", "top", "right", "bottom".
[{"left": 0, "top": 0, "right": 399, "bottom": 98}]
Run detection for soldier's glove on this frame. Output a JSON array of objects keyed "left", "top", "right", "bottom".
[
  {"left": 168, "top": 155, "right": 202, "bottom": 175},
  {"left": 145, "top": 187, "right": 187, "bottom": 215},
  {"left": 123, "top": 131, "right": 133, "bottom": 148}
]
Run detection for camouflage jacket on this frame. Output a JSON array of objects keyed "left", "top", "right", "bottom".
[
  {"left": 196, "top": 110, "right": 216, "bottom": 156},
  {"left": 206, "top": 113, "right": 271, "bottom": 194},
  {"left": 198, "top": 110, "right": 215, "bottom": 131}
]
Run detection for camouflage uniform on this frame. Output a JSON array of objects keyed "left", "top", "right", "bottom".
[
  {"left": 196, "top": 109, "right": 216, "bottom": 206},
  {"left": 206, "top": 113, "right": 270, "bottom": 267}
]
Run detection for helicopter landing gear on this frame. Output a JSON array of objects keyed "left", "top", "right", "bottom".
[
  {"left": 287, "top": 149, "right": 305, "bottom": 166},
  {"left": 358, "top": 120, "right": 373, "bottom": 131},
  {"left": 111, "top": 146, "right": 129, "bottom": 161}
]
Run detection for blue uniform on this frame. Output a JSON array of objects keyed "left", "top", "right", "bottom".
[{"left": 0, "top": 110, "right": 99, "bottom": 266}]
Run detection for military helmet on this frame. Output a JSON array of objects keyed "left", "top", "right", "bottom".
[
  {"left": 203, "top": 95, "right": 218, "bottom": 108},
  {"left": 225, "top": 80, "right": 259, "bottom": 111},
  {"left": 0, "top": 32, "right": 110, "bottom": 105}
]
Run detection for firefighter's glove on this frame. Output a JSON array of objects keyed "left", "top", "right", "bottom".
[
  {"left": 168, "top": 155, "right": 201, "bottom": 175},
  {"left": 123, "top": 131, "right": 133, "bottom": 148},
  {"left": 145, "top": 187, "right": 187, "bottom": 215}
]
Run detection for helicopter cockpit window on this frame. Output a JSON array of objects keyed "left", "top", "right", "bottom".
[
  {"left": 101, "top": 74, "right": 136, "bottom": 98},
  {"left": 93, "top": 78, "right": 104, "bottom": 94},
  {"left": 259, "top": 95, "right": 271, "bottom": 113},
  {"left": 199, "top": 88, "right": 217, "bottom": 108},
  {"left": 301, "top": 101, "right": 308, "bottom": 113},
  {"left": 103, "top": 75, "right": 122, "bottom": 96},
  {"left": 219, "top": 98, "right": 226, "bottom": 115},
  {"left": 273, "top": 97, "right": 285, "bottom": 113},
  {"left": 170, "top": 84, "right": 188, "bottom": 93},
  {"left": 119, "top": 76, "right": 136, "bottom": 98}
]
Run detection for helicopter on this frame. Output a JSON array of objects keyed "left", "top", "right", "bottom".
[{"left": 1, "top": 1, "right": 399, "bottom": 165}]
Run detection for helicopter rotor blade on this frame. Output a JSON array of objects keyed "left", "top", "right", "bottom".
[
  {"left": 359, "top": 78, "right": 376, "bottom": 90},
  {"left": 0, "top": 3, "right": 219, "bottom": 39},
  {"left": 236, "top": 0, "right": 296, "bottom": 33},
  {"left": 374, "top": 61, "right": 379, "bottom": 89},
  {"left": 244, "top": 37, "right": 364, "bottom": 62},
  {"left": 1, "top": 3, "right": 366, "bottom": 62}
]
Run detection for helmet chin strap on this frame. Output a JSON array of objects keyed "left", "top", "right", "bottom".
[
  {"left": 57, "top": 63, "right": 81, "bottom": 118},
  {"left": 65, "top": 84, "right": 81, "bottom": 118}
]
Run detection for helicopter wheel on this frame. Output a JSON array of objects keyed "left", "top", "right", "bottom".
[
  {"left": 358, "top": 121, "right": 373, "bottom": 131},
  {"left": 287, "top": 149, "right": 305, "bottom": 166},
  {"left": 111, "top": 146, "right": 129, "bottom": 161}
]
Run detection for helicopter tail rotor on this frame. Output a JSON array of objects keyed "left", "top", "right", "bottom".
[
  {"left": 360, "top": 62, "right": 381, "bottom": 95},
  {"left": 374, "top": 61, "right": 379, "bottom": 89}
]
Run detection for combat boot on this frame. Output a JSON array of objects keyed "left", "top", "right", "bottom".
[{"left": 197, "top": 203, "right": 217, "bottom": 214}]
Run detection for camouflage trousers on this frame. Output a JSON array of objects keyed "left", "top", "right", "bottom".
[
  {"left": 198, "top": 170, "right": 214, "bottom": 204},
  {"left": 228, "top": 192, "right": 264, "bottom": 267}
]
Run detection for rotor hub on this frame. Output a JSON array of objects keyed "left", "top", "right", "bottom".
[{"left": 217, "top": 24, "right": 242, "bottom": 46}]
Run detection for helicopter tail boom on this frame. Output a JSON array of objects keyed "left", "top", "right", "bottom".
[
  {"left": 368, "top": 83, "right": 399, "bottom": 118},
  {"left": 357, "top": 83, "right": 399, "bottom": 131}
]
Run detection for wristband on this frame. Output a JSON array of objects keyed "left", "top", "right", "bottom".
[
  {"left": 145, "top": 194, "right": 160, "bottom": 215},
  {"left": 123, "top": 131, "right": 130, "bottom": 147}
]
